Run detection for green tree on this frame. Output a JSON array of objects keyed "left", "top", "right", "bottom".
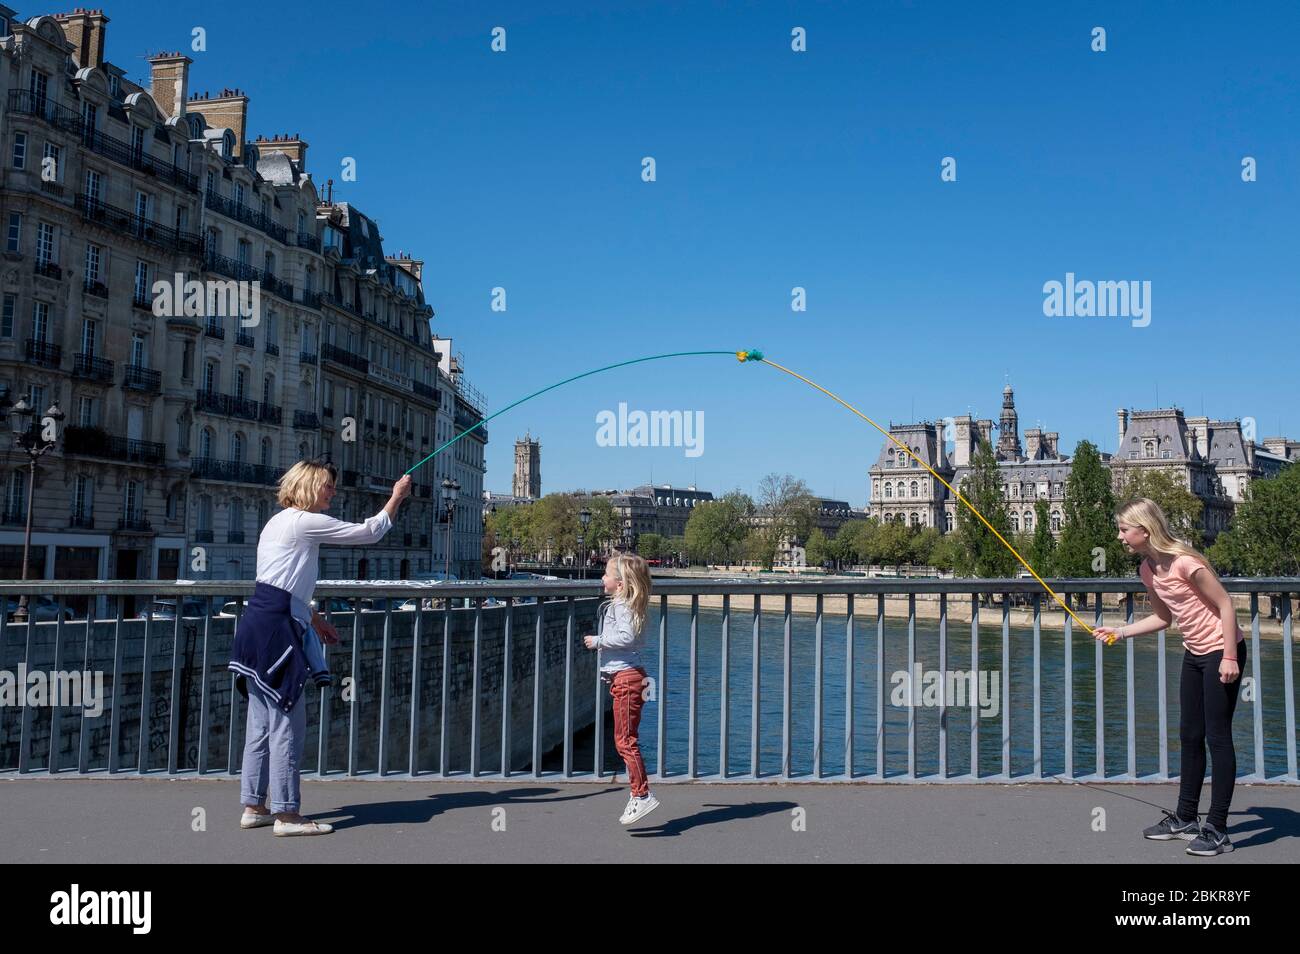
[
  {"left": 1115, "top": 468, "right": 1205, "bottom": 548},
  {"left": 684, "top": 490, "right": 753, "bottom": 565},
  {"left": 954, "top": 437, "right": 1015, "bottom": 579},
  {"left": 1056, "top": 441, "right": 1125, "bottom": 578},
  {"left": 1027, "top": 497, "right": 1056, "bottom": 578},
  {"left": 805, "top": 528, "right": 831, "bottom": 568},
  {"left": 1207, "top": 463, "right": 1300, "bottom": 576}
]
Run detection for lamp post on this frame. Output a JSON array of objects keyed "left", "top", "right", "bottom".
[
  {"left": 546, "top": 536, "right": 554, "bottom": 567},
  {"left": 578, "top": 507, "right": 590, "bottom": 579},
  {"left": 440, "top": 477, "right": 459, "bottom": 580},
  {"left": 7, "top": 398, "right": 64, "bottom": 622}
]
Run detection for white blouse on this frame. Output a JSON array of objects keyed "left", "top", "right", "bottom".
[{"left": 255, "top": 507, "right": 393, "bottom": 620}]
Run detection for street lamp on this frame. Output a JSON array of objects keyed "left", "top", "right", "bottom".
[
  {"left": 546, "top": 536, "right": 554, "bottom": 566},
  {"left": 578, "top": 507, "right": 590, "bottom": 579},
  {"left": 7, "top": 398, "right": 64, "bottom": 622},
  {"left": 440, "top": 477, "right": 459, "bottom": 580}
]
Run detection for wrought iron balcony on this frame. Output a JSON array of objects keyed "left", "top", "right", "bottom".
[
  {"left": 123, "top": 365, "right": 161, "bottom": 392},
  {"left": 75, "top": 194, "right": 203, "bottom": 256},
  {"left": 203, "top": 189, "right": 289, "bottom": 243},
  {"left": 72, "top": 353, "right": 114, "bottom": 383},
  {"left": 25, "top": 339, "right": 61, "bottom": 368}
]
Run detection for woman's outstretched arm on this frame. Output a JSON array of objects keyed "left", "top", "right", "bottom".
[{"left": 298, "top": 476, "right": 412, "bottom": 543}]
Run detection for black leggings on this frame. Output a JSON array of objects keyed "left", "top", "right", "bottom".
[{"left": 1177, "top": 640, "right": 1248, "bottom": 831}]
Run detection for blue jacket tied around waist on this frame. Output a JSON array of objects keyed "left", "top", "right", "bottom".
[{"left": 228, "top": 581, "right": 320, "bottom": 713}]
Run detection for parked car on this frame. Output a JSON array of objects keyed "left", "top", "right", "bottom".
[
  {"left": 3, "top": 595, "right": 77, "bottom": 622},
  {"left": 136, "top": 598, "right": 209, "bottom": 620}
]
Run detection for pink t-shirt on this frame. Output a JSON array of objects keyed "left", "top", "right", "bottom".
[{"left": 1139, "top": 555, "right": 1244, "bottom": 656}]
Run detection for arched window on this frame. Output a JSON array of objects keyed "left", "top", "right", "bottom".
[
  {"left": 910, "top": 480, "right": 919, "bottom": 498},
  {"left": 884, "top": 484, "right": 892, "bottom": 498},
  {"left": 1051, "top": 511, "right": 1062, "bottom": 532},
  {"left": 199, "top": 428, "right": 213, "bottom": 458},
  {"left": 231, "top": 432, "right": 244, "bottom": 462},
  {"left": 1011, "top": 514, "right": 1020, "bottom": 532},
  {"left": 945, "top": 512, "right": 954, "bottom": 532},
  {"left": 1023, "top": 511, "right": 1033, "bottom": 531}
]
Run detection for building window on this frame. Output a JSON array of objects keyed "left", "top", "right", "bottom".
[
  {"left": 35, "top": 222, "right": 55, "bottom": 264},
  {"left": 199, "top": 429, "right": 213, "bottom": 458},
  {"left": 42, "top": 142, "right": 62, "bottom": 182},
  {"left": 32, "top": 301, "right": 50, "bottom": 342},
  {"left": 203, "top": 361, "right": 218, "bottom": 393},
  {"left": 1, "top": 295, "right": 14, "bottom": 338},
  {"left": 85, "top": 243, "right": 102, "bottom": 283},
  {"left": 884, "top": 484, "right": 892, "bottom": 499},
  {"left": 134, "top": 261, "right": 149, "bottom": 301},
  {"left": 11, "top": 131, "right": 26, "bottom": 170},
  {"left": 1051, "top": 512, "right": 1062, "bottom": 532},
  {"left": 81, "top": 318, "right": 97, "bottom": 355},
  {"left": 5, "top": 213, "right": 20, "bottom": 253},
  {"left": 78, "top": 396, "right": 94, "bottom": 428}
]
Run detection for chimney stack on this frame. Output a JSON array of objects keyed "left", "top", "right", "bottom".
[
  {"left": 253, "top": 133, "right": 309, "bottom": 170},
  {"left": 148, "top": 51, "right": 192, "bottom": 119},
  {"left": 191, "top": 88, "right": 250, "bottom": 158},
  {"left": 54, "top": 7, "right": 109, "bottom": 69},
  {"left": 1116, "top": 408, "right": 1129, "bottom": 453}
]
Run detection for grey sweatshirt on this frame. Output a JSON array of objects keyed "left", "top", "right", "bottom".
[{"left": 594, "top": 598, "right": 645, "bottom": 673}]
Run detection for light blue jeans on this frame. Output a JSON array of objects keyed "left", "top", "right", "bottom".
[{"left": 239, "top": 680, "right": 307, "bottom": 814}]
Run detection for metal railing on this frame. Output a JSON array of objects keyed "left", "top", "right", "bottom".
[
  {"left": 0, "top": 578, "right": 1294, "bottom": 783},
  {"left": 75, "top": 194, "right": 203, "bottom": 257},
  {"left": 203, "top": 189, "right": 289, "bottom": 243},
  {"left": 6, "top": 91, "right": 199, "bottom": 191}
]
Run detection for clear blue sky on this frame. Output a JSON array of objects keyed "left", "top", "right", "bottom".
[{"left": 103, "top": 0, "right": 1299, "bottom": 504}]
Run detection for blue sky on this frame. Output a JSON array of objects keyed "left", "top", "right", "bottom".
[{"left": 101, "top": 0, "right": 1299, "bottom": 503}]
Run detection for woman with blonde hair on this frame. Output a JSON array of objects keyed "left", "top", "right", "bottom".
[
  {"left": 229, "top": 461, "right": 411, "bottom": 836},
  {"left": 1094, "top": 497, "right": 1246, "bottom": 856},
  {"left": 583, "top": 551, "right": 658, "bottom": 825}
]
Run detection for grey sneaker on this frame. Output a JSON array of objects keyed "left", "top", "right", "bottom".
[
  {"left": 1143, "top": 811, "right": 1199, "bottom": 841},
  {"left": 1186, "top": 823, "right": 1233, "bottom": 856}
]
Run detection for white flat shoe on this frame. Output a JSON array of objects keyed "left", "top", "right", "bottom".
[
  {"left": 273, "top": 819, "right": 334, "bottom": 836},
  {"left": 240, "top": 811, "right": 276, "bottom": 829}
]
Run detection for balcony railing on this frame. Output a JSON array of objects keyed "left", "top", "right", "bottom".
[
  {"left": 132, "top": 290, "right": 152, "bottom": 310},
  {"left": 0, "top": 578, "right": 1294, "bottom": 784},
  {"left": 195, "top": 529, "right": 214, "bottom": 543},
  {"left": 75, "top": 194, "right": 203, "bottom": 256},
  {"left": 63, "top": 426, "right": 165, "bottom": 465},
  {"left": 203, "top": 189, "right": 289, "bottom": 243},
  {"left": 25, "top": 339, "right": 61, "bottom": 369},
  {"left": 322, "top": 291, "right": 363, "bottom": 318},
  {"left": 228, "top": 531, "right": 246, "bottom": 544},
  {"left": 6, "top": 91, "right": 199, "bottom": 191},
  {"left": 34, "top": 260, "right": 62, "bottom": 280},
  {"left": 300, "top": 290, "right": 322, "bottom": 310},
  {"left": 293, "top": 410, "right": 321, "bottom": 429},
  {"left": 116, "top": 515, "right": 153, "bottom": 532},
  {"left": 297, "top": 231, "right": 321, "bottom": 253},
  {"left": 265, "top": 343, "right": 280, "bottom": 357},
  {"left": 235, "top": 331, "right": 255, "bottom": 349},
  {"left": 202, "top": 250, "right": 295, "bottom": 304},
  {"left": 190, "top": 457, "right": 285, "bottom": 486},
  {"left": 413, "top": 381, "right": 439, "bottom": 401},
  {"left": 321, "top": 342, "right": 369, "bottom": 374},
  {"left": 203, "top": 321, "right": 225, "bottom": 340},
  {"left": 299, "top": 351, "right": 318, "bottom": 366},
  {"left": 83, "top": 278, "right": 109, "bottom": 298},
  {"left": 72, "top": 353, "right": 114, "bottom": 383},
  {"left": 123, "top": 365, "right": 161, "bottom": 392},
  {"left": 194, "top": 388, "right": 265, "bottom": 423},
  {"left": 69, "top": 512, "right": 95, "bottom": 529}
]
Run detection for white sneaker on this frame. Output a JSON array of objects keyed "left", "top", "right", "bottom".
[
  {"left": 273, "top": 818, "right": 334, "bottom": 836},
  {"left": 619, "top": 794, "right": 660, "bottom": 826}
]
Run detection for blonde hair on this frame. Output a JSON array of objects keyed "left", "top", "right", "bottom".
[
  {"left": 277, "top": 460, "right": 337, "bottom": 510},
  {"left": 1114, "top": 497, "right": 1213, "bottom": 574},
  {"left": 610, "top": 552, "right": 652, "bottom": 634}
]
